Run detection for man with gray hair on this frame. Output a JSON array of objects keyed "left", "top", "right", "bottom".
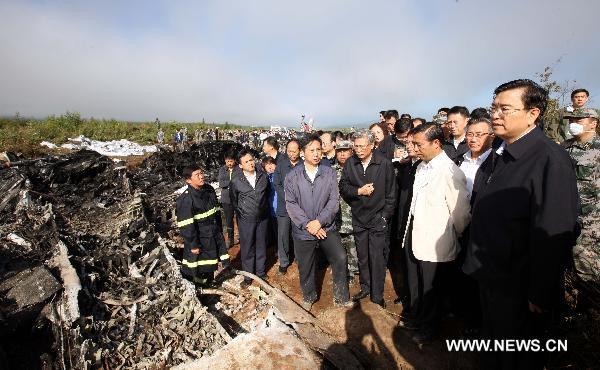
[{"left": 340, "top": 129, "right": 397, "bottom": 308}]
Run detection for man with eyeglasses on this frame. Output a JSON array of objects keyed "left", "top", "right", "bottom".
[
  {"left": 459, "top": 118, "right": 494, "bottom": 198},
  {"left": 442, "top": 106, "right": 470, "bottom": 165},
  {"left": 463, "top": 79, "right": 579, "bottom": 369}
]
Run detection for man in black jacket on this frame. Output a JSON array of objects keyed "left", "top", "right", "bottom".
[
  {"left": 340, "top": 129, "right": 397, "bottom": 308},
  {"left": 218, "top": 150, "right": 242, "bottom": 248},
  {"left": 273, "top": 139, "right": 302, "bottom": 274},
  {"left": 463, "top": 79, "right": 579, "bottom": 369},
  {"left": 230, "top": 148, "right": 270, "bottom": 286},
  {"left": 442, "top": 106, "right": 470, "bottom": 165},
  {"left": 176, "top": 165, "right": 230, "bottom": 286},
  {"left": 392, "top": 131, "right": 421, "bottom": 308}
]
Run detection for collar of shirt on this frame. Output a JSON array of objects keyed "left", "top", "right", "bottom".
[
  {"left": 463, "top": 148, "right": 492, "bottom": 164},
  {"left": 453, "top": 136, "right": 465, "bottom": 149},
  {"left": 502, "top": 125, "right": 539, "bottom": 159},
  {"left": 243, "top": 170, "right": 257, "bottom": 188}
]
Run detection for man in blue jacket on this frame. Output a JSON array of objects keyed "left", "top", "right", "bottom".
[{"left": 285, "top": 135, "right": 353, "bottom": 310}]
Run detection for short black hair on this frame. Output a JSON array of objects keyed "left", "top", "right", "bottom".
[
  {"left": 437, "top": 107, "right": 450, "bottom": 114},
  {"left": 494, "top": 79, "right": 548, "bottom": 124},
  {"left": 571, "top": 88, "right": 589, "bottom": 99},
  {"left": 470, "top": 107, "right": 491, "bottom": 120},
  {"left": 263, "top": 136, "right": 279, "bottom": 150},
  {"left": 410, "top": 123, "right": 444, "bottom": 144},
  {"left": 411, "top": 117, "right": 426, "bottom": 126},
  {"left": 448, "top": 106, "right": 470, "bottom": 118},
  {"left": 379, "top": 110, "right": 386, "bottom": 115},
  {"left": 384, "top": 110, "right": 399, "bottom": 121},
  {"left": 237, "top": 148, "right": 254, "bottom": 162},
  {"left": 400, "top": 113, "right": 412, "bottom": 120},
  {"left": 394, "top": 118, "right": 413, "bottom": 134},
  {"left": 302, "top": 134, "right": 322, "bottom": 150},
  {"left": 182, "top": 165, "right": 203, "bottom": 180},
  {"left": 224, "top": 149, "right": 237, "bottom": 160},
  {"left": 261, "top": 156, "right": 277, "bottom": 166},
  {"left": 331, "top": 130, "right": 344, "bottom": 141}
]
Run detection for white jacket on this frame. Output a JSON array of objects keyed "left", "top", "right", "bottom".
[{"left": 403, "top": 151, "right": 471, "bottom": 262}]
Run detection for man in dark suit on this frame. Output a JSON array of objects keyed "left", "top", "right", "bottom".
[
  {"left": 463, "top": 79, "right": 579, "bottom": 369},
  {"left": 340, "top": 129, "right": 397, "bottom": 308},
  {"left": 442, "top": 106, "right": 470, "bottom": 165}
]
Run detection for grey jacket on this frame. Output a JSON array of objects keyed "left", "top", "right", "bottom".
[{"left": 284, "top": 163, "right": 340, "bottom": 241}]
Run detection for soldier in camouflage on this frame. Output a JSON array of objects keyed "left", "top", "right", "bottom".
[
  {"left": 562, "top": 107, "right": 600, "bottom": 285},
  {"left": 333, "top": 140, "right": 359, "bottom": 281},
  {"left": 545, "top": 88, "right": 591, "bottom": 143}
]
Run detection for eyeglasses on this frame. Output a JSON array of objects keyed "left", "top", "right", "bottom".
[
  {"left": 466, "top": 132, "right": 490, "bottom": 139},
  {"left": 487, "top": 106, "right": 527, "bottom": 117}
]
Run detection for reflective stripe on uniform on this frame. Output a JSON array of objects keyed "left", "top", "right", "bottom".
[
  {"left": 177, "top": 207, "right": 220, "bottom": 227},
  {"left": 220, "top": 254, "right": 230, "bottom": 260},
  {"left": 182, "top": 259, "right": 218, "bottom": 268}
]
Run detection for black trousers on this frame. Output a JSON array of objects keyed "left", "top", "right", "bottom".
[
  {"left": 222, "top": 203, "right": 235, "bottom": 247},
  {"left": 353, "top": 220, "right": 388, "bottom": 303},
  {"left": 404, "top": 219, "right": 449, "bottom": 331},
  {"left": 293, "top": 230, "right": 349, "bottom": 303},
  {"left": 479, "top": 284, "right": 550, "bottom": 370},
  {"left": 237, "top": 218, "right": 268, "bottom": 280},
  {"left": 276, "top": 215, "right": 293, "bottom": 268}
]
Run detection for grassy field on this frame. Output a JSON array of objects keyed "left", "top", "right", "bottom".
[{"left": 0, "top": 112, "right": 252, "bottom": 156}]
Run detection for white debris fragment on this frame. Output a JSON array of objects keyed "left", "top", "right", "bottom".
[
  {"left": 43, "top": 135, "right": 158, "bottom": 157},
  {"left": 6, "top": 233, "right": 32, "bottom": 250},
  {"left": 40, "top": 141, "right": 57, "bottom": 149}
]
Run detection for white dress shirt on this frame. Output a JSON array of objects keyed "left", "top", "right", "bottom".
[
  {"left": 244, "top": 170, "right": 256, "bottom": 189},
  {"left": 409, "top": 151, "right": 445, "bottom": 215},
  {"left": 459, "top": 148, "right": 492, "bottom": 197}
]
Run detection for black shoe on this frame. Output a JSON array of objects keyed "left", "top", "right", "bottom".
[
  {"left": 278, "top": 265, "right": 288, "bottom": 275},
  {"left": 371, "top": 298, "right": 386, "bottom": 309},
  {"left": 352, "top": 290, "right": 369, "bottom": 301},
  {"left": 240, "top": 279, "right": 252, "bottom": 289}
]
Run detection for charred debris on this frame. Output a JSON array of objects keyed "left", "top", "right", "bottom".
[{"left": 0, "top": 142, "right": 254, "bottom": 369}]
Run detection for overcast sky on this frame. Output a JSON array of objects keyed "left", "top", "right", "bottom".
[{"left": 1, "top": 0, "right": 599, "bottom": 127}]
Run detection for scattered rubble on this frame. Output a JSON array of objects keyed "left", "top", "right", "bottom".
[{"left": 0, "top": 142, "right": 360, "bottom": 369}]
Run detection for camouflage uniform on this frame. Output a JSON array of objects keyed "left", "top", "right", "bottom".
[
  {"left": 334, "top": 161, "right": 359, "bottom": 277},
  {"left": 562, "top": 108, "right": 600, "bottom": 284},
  {"left": 545, "top": 106, "right": 572, "bottom": 143}
]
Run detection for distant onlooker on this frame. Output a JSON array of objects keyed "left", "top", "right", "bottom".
[
  {"left": 411, "top": 118, "right": 426, "bottom": 127},
  {"left": 546, "top": 88, "right": 591, "bottom": 143},
  {"left": 384, "top": 110, "right": 400, "bottom": 133},
  {"left": 218, "top": 150, "right": 241, "bottom": 248},
  {"left": 442, "top": 106, "right": 470, "bottom": 165}
]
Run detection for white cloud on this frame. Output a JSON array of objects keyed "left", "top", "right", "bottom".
[{"left": 1, "top": 0, "right": 598, "bottom": 127}]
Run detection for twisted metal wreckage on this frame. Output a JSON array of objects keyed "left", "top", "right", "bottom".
[{"left": 0, "top": 143, "right": 364, "bottom": 369}]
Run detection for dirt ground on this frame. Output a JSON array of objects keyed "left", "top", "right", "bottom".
[{"left": 222, "top": 228, "right": 479, "bottom": 370}]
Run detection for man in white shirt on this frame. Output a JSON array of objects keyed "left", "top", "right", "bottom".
[
  {"left": 400, "top": 123, "right": 471, "bottom": 344},
  {"left": 459, "top": 118, "right": 494, "bottom": 198}
]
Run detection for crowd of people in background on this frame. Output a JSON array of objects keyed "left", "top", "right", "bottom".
[{"left": 175, "top": 79, "right": 598, "bottom": 369}]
